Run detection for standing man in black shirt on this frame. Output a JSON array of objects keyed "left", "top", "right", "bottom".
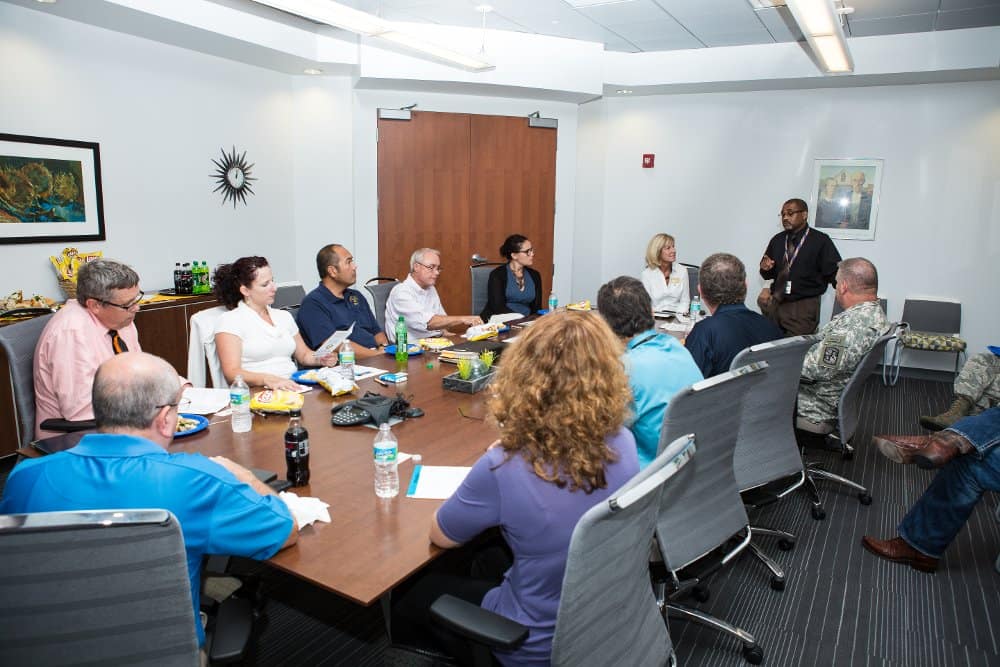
[{"left": 759, "top": 198, "right": 842, "bottom": 336}]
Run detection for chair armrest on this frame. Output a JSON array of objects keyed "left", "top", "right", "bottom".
[
  {"left": 208, "top": 596, "right": 253, "bottom": 664},
  {"left": 429, "top": 595, "right": 528, "bottom": 651},
  {"left": 39, "top": 418, "right": 97, "bottom": 433}
]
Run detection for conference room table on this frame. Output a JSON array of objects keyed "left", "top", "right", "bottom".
[{"left": 170, "top": 348, "right": 499, "bottom": 609}]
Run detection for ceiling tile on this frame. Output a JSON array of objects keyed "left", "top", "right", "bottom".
[
  {"left": 753, "top": 6, "right": 802, "bottom": 42},
  {"left": 654, "top": 0, "right": 764, "bottom": 33},
  {"left": 939, "top": 0, "right": 1000, "bottom": 10},
  {"left": 576, "top": 0, "right": 672, "bottom": 24},
  {"left": 608, "top": 17, "right": 695, "bottom": 42},
  {"left": 700, "top": 30, "right": 776, "bottom": 47},
  {"left": 846, "top": 13, "right": 936, "bottom": 37},
  {"left": 846, "top": 0, "right": 940, "bottom": 21},
  {"left": 936, "top": 5, "right": 1000, "bottom": 28}
]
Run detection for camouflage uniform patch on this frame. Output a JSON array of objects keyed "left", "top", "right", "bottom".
[
  {"left": 955, "top": 351, "right": 1000, "bottom": 413},
  {"left": 798, "top": 300, "right": 890, "bottom": 425}
]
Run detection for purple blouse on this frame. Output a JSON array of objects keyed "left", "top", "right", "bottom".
[{"left": 437, "top": 427, "right": 639, "bottom": 666}]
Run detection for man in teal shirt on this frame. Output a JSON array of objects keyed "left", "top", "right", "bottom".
[{"left": 597, "top": 276, "right": 703, "bottom": 467}]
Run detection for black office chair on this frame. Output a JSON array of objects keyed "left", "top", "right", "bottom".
[
  {"left": 470, "top": 262, "right": 503, "bottom": 317},
  {"left": 0, "top": 509, "right": 199, "bottom": 666},
  {"left": 0, "top": 313, "right": 95, "bottom": 449},
  {"left": 364, "top": 277, "right": 399, "bottom": 332},
  {"left": 273, "top": 282, "right": 306, "bottom": 313},
  {"left": 429, "top": 434, "right": 695, "bottom": 667},
  {"left": 678, "top": 262, "right": 700, "bottom": 302}
]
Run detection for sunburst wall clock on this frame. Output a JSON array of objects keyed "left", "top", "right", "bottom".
[{"left": 211, "top": 146, "right": 256, "bottom": 207}]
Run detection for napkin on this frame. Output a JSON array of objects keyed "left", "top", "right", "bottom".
[{"left": 279, "top": 491, "right": 331, "bottom": 527}]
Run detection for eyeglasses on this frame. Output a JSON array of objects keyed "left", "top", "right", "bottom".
[
  {"left": 416, "top": 261, "right": 443, "bottom": 273},
  {"left": 516, "top": 247, "right": 535, "bottom": 255},
  {"left": 779, "top": 210, "right": 806, "bottom": 218},
  {"left": 156, "top": 397, "right": 192, "bottom": 411},
  {"left": 98, "top": 291, "right": 145, "bottom": 310}
]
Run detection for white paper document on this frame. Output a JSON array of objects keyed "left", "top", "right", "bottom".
[
  {"left": 314, "top": 323, "right": 354, "bottom": 358},
  {"left": 488, "top": 313, "right": 523, "bottom": 325},
  {"left": 351, "top": 364, "right": 381, "bottom": 381},
  {"left": 406, "top": 465, "right": 471, "bottom": 499},
  {"left": 181, "top": 388, "right": 232, "bottom": 415}
]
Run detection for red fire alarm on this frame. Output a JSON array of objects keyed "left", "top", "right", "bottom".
[{"left": 642, "top": 153, "right": 655, "bottom": 168}]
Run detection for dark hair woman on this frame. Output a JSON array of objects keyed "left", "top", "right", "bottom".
[{"left": 479, "top": 234, "right": 543, "bottom": 321}]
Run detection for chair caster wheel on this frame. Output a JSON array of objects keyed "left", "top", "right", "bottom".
[
  {"left": 743, "top": 643, "right": 764, "bottom": 664},
  {"left": 778, "top": 539, "right": 795, "bottom": 551},
  {"left": 770, "top": 577, "right": 785, "bottom": 591},
  {"left": 842, "top": 450, "right": 854, "bottom": 461},
  {"left": 811, "top": 506, "right": 826, "bottom": 520},
  {"left": 692, "top": 585, "right": 710, "bottom": 603},
  {"left": 858, "top": 493, "right": 873, "bottom": 506}
]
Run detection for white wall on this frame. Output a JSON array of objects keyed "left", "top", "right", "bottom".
[
  {"left": 578, "top": 81, "right": 1000, "bottom": 367},
  {"left": 1, "top": 2, "right": 298, "bottom": 295}
]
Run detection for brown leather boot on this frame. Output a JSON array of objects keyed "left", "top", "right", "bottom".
[
  {"left": 919, "top": 396, "right": 973, "bottom": 431},
  {"left": 874, "top": 431, "right": 972, "bottom": 468},
  {"left": 861, "top": 536, "right": 939, "bottom": 573}
]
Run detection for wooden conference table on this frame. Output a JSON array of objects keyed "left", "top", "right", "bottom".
[{"left": 170, "top": 351, "right": 498, "bottom": 608}]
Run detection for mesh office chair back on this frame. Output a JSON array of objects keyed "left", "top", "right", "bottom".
[
  {"left": 364, "top": 277, "right": 399, "bottom": 332},
  {"left": 550, "top": 434, "right": 695, "bottom": 667},
  {"left": 0, "top": 509, "right": 199, "bottom": 666},
  {"left": 654, "top": 363, "right": 767, "bottom": 571},
  {"left": 730, "top": 335, "right": 817, "bottom": 491},
  {"left": 837, "top": 326, "right": 901, "bottom": 446},
  {"left": 0, "top": 312, "right": 54, "bottom": 447}
]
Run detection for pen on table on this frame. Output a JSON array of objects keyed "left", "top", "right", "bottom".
[{"left": 374, "top": 377, "right": 390, "bottom": 387}]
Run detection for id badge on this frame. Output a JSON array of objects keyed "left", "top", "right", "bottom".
[{"left": 784, "top": 281, "right": 792, "bottom": 295}]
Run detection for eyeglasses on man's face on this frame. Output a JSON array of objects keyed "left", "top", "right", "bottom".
[
  {"left": 779, "top": 210, "right": 806, "bottom": 219},
  {"left": 98, "top": 290, "right": 145, "bottom": 311},
  {"left": 416, "top": 261, "right": 443, "bottom": 273},
  {"left": 155, "top": 397, "right": 192, "bottom": 411}
]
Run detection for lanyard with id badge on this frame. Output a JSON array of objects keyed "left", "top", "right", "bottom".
[{"left": 780, "top": 228, "right": 810, "bottom": 297}]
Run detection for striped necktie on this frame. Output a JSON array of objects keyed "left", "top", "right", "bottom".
[{"left": 109, "top": 329, "right": 129, "bottom": 355}]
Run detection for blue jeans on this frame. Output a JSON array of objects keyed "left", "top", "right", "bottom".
[{"left": 898, "top": 408, "right": 1000, "bottom": 558}]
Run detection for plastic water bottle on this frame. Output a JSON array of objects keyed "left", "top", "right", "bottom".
[
  {"left": 229, "top": 375, "right": 252, "bottom": 433},
  {"left": 548, "top": 291, "right": 558, "bottom": 312},
  {"left": 373, "top": 423, "right": 399, "bottom": 498},
  {"left": 338, "top": 340, "right": 355, "bottom": 381},
  {"left": 394, "top": 316, "right": 408, "bottom": 367},
  {"left": 689, "top": 295, "right": 702, "bottom": 320}
]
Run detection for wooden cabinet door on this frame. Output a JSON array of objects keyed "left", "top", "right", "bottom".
[{"left": 377, "top": 111, "right": 556, "bottom": 315}]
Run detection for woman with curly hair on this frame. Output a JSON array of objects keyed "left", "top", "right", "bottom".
[
  {"left": 213, "top": 256, "right": 336, "bottom": 391},
  {"left": 393, "top": 311, "right": 639, "bottom": 666}
]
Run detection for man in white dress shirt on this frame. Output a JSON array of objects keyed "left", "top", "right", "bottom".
[{"left": 385, "top": 248, "right": 482, "bottom": 342}]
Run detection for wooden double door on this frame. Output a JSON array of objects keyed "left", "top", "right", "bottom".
[{"left": 377, "top": 111, "right": 556, "bottom": 315}]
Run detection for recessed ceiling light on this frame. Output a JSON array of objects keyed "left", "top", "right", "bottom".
[
  {"left": 303, "top": 67, "right": 323, "bottom": 75},
  {"left": 747, "top": 0, "right": 785, "bottom": 9},
  {"left": 617, "top": 89, "right": 633, "bottom": 94},
  {"left": 475, "top": 4, "right": 493, "bottom": 12},
  {"left": 35, "top": 0, "right": 58, "bottom": 4}
]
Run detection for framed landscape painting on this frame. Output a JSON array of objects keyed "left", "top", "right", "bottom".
[
  {"left": 810, "top": 158, "right": 883, "bottom": 241},
  {"left": 0, "top": 133, "right": 106, "bottom": 244}
]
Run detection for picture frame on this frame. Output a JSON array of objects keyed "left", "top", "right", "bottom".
[
  {"left": 809, "top": 158, "right": 883, "bottom": 241},
  {"left": 0, "top": 133, "right": 106, "bottom": 244}
]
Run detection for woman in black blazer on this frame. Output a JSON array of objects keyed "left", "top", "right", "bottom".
[{"left": 480, "top": 234, "right": 543, "bottom": 321}]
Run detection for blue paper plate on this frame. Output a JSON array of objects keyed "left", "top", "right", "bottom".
[
  {"left": 291, "top": 369, "right": 319, "bottom": 385},
  {"left": 384, "top": 344, "right": 423, "bottom": 356},
  {"left": 988, "top": 345, "right": 1000, "bottom": 357},
  {"left": 175, "top": 413, "right": 209, "bottom": 438}
]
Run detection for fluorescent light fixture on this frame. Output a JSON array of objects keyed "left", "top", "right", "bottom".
[
  {"left": 250, "top": 0, "right": 494, "bottom": 72},
  {"left": 250, "top": 0, "right": 390, "bottom": 36},
  {"left": 379, "top": 31, "right": 494, "bottom": 72},
  {"left": 785, "top": 0, "right": 854, "bottom": 74},
  {"left": 303, "top": 67, "right": 323, "bottom": 75},
  {"left": 616, "top": 89, "right": 633, "bottom": 94}
]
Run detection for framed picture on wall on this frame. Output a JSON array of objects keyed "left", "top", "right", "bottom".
[
  {"left": 810, "top": 158, "right": 883, "bottom": 241},
  {"left": 0, "top": 133, "right": 106, "bottom": 244}
]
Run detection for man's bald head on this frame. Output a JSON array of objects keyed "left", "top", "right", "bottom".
[{"left": 93, "top": 352, "right": 181, "bottom": 430}]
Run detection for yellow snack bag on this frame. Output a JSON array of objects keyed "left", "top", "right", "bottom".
[{"left": 250, "top": 389, "right": 304, "bottom": 413}]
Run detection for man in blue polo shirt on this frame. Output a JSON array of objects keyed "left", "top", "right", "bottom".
[
  {"left": 686, "top": 253, "right": 783, "bottom": 378},
  {"left": 597, "top": 276, "right": 703, "bottom": 468},
  {"left": 0, "top": 352, "right": 297, "bottom": 646},
  {"left": 297, "top": 244, "right": 388, "bottom": 359}
]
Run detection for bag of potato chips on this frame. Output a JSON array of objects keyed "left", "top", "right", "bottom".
[{"left": 250, "top": 389, "right": 304, "bottom": 414}]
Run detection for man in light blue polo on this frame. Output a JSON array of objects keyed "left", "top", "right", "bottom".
[
  {"left": 0, "top": 351, "right": 297, "bottom": 646},
  {"left": 597, "top": 276, "right": 703, "bottom": 468}
]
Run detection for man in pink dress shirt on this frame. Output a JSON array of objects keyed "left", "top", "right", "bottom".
[{"left": 33, "top": 259, "right": 145, "bottom": 438}]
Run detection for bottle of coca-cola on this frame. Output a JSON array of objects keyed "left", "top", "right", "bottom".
[{"left": 284, "top": 409, "right": 310, "bottom": 486}]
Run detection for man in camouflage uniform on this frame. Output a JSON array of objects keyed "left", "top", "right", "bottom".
[
  {"left": 796, "top": 257, "right": 890, "bottom": 434},
  {"left": 920, "top": 352, "right": 1000, "bottom": 431}
]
